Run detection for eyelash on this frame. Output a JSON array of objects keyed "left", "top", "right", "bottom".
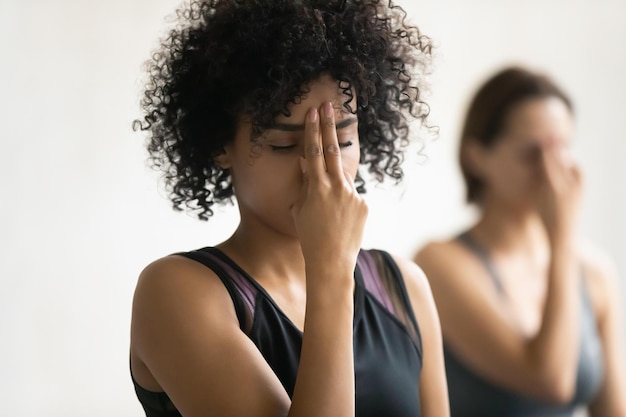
[{"left": 269, "top": 141, "right": 354, "bottom": 152}]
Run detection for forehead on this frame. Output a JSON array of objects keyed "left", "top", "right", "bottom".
[
  {"left": 275, "top": 74, "right": 357, "bottom": 123},
  {"left": 501, "top": 97, "right": 573, "bottom": 143}
]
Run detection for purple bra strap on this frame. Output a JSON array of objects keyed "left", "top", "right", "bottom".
[
  {"left": 200, "top": 250, "right": 258, "bottom": 314},
  {"left": 356, "top": 250, "right": 396, "bottom": 315}
]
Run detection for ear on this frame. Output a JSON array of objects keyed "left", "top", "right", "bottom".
[
  {"left": 213, "top": 148, "right": 232, "bottom": 170},
  {"left": 461, "top": 138, "right": 487, "bottom": 178}
]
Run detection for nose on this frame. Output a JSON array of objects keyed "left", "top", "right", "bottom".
[
  {"left": 541, "top": 137, "right": 572, "bottom": 157},
  {"left": 542, "top": 135, "right": 570, "bottom": 149}
]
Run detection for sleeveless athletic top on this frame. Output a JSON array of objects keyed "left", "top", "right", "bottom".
[
  {"left": 444, "top": 232, "right": 604, "bottom": 417},
  {"left": 132, "top": 248, "right": 423, "bottom": 417}
]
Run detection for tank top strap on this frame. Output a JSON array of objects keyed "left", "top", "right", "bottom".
[
  {"left": 177, "top": 248, "right": 257, "bottom": 333},
  {"left": 457, "top": 231, "right": 505, "bottom": 293},
  {"left": 357, "top": 249, "right": 423, "bottom": 358},
  {"left": 357, "top": 249, "right": 396, "bottom": 314}
]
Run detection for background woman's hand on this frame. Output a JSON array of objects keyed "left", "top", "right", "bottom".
[{"left": 535, "top": 138, "right": 582, "bottom": 242}]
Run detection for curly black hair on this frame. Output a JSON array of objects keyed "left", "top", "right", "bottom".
[{"left": 134, "top": 0, "right": 433, "bottom": 220}]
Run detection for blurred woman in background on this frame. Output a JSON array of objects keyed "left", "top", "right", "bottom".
[{"left": 415, "top": 66, "right": 626, "bottom": 417}]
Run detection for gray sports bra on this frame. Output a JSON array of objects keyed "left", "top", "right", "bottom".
[{"left": 444, "top": 232, "right": 604, "bottom": 417}]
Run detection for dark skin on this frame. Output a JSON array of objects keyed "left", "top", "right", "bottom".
[{"left": 131, "top": 75, "right": 449, "bottom": 417}]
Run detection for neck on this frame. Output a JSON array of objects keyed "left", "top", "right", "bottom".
[
  {"left": 472, "top": 199, "right": 548, "bottom": 258},
  {"left": 217, "top": 217, "right": 306, "bottom": 286}
]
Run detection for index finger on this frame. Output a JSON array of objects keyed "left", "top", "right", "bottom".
[
  {"left": 304, "top": 107, "right": 325, "bottom": 180},
  {"left": 320, "top": 101, "right": 344, "bottom": 178}
]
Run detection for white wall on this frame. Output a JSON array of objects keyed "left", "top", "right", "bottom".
[{"left": 1, "top": 1, "right": 624, "bottom": 415}]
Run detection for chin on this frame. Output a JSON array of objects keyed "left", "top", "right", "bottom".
[{"left": 275, "top": 218, "right": 299, "bottom": 239}]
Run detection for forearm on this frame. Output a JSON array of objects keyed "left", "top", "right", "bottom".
[
  {"left": 288, "top": 265, "right": 355, "bottom": 417},
  {"left": 528, "top": 237, "right": 580, "bottom": 399}
]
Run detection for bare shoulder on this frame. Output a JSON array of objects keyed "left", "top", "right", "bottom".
[
  {"left": 131, "top": 253, "right": 239, "bottom": 359},
  {"left": 133, "top": 254, "right": 236, "bottom": 320},
  {"left": 413, "top": 238, "right": 487, "bottom": 288},
  {"left": 388, "top": 253, "right": 432, "bottom": 299},
  {"left": 413, "top": 240, "right": 455, "bottom": 264},
  {"left": 130, "top": 254, "right": 292, "bottom": 416},
  {"left": 577, "top": 239, "right": 619, "bottom": 282},
  {"left": 134, "top": 253, "right": 225, "bottom": 295},
  {"left": 404, "top": 238, "right": 499, "bottom": 328},
  {"left": 414, "top": 237, "right": 476, "bottom": 263},
  {"left": 577, "top": 239, "right": 621, "bottom": 321}
]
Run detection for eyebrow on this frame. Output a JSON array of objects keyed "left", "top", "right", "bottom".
[{"left": 269, "top": 117, "right": 358, "bottom": 132}]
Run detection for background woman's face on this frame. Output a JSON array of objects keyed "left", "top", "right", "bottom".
[{"left": 480, "top": 96, "right": 574, "bottom": 208}]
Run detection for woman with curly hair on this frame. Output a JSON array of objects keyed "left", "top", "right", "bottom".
[
  {"left": 130, "top": 1, "right": 449, "bottom": 416},
  {"left": 415, "top": 66, "right": 626, "bottom": 416}
]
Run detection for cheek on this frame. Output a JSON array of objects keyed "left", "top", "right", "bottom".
[
  {"left": 514, "top": 161, "right": 541, "bottom": 182},
  {"left": 501, "top": 165, "right": 541, "bottom": 196},
  {"left": 485, "top": 160, "right": 529, "bottom": 195},
  {"left": 341, "top": 147, "right": 360, "bottom": 178},
  {"left": 494, "top": 154, "right": 531, "bottom": 178}
]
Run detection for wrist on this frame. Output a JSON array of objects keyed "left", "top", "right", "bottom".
[
  {"left": 306, "top": 263, "right": 355, "bottom": 292},
  {"left": 548, "top": 235, "right": 576, "bottom": 261},
  {"left": 545, "top": 218, "right": 576, "bottom": 245}
]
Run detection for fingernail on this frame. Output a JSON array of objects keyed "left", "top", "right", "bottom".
[
  {"left": 323, "top": 102, "right": 333, "bottom": 118},
  {"left": 309, "top": 108, "right": 318, "bottom": 123}
]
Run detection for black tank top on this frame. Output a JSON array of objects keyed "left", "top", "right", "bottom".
[
  {"left": 444, "top": 232, "right": 604, "bottom": 417},
  {"left": 132, "top": 248, "right": 423, "bottom": 417}
]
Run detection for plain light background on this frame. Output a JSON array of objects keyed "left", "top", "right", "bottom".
[{"left": 1, "top": 1, "right": 624, "bottom": 415}]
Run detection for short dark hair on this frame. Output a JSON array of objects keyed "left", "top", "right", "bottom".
[
  {"left": 134, "top": 0, "right": 433, "bottom": 220},
  {"left": 459, "top": 66, "right": 573, "bottom": 204}
]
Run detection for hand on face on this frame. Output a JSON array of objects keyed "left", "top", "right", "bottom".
[
  {"left": 290, "top": 102, "right": 368, "bottom": 270},
  {"left": 535, "top": 138, "right": 582, "bottom": 241}
]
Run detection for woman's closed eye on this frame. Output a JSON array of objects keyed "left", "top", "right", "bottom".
[
  {"left": 268, "top": 144, "right": 297, "bottom": 152},
  {"left": 269, "top": 141, "right": 354, "bottom": 153}
]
